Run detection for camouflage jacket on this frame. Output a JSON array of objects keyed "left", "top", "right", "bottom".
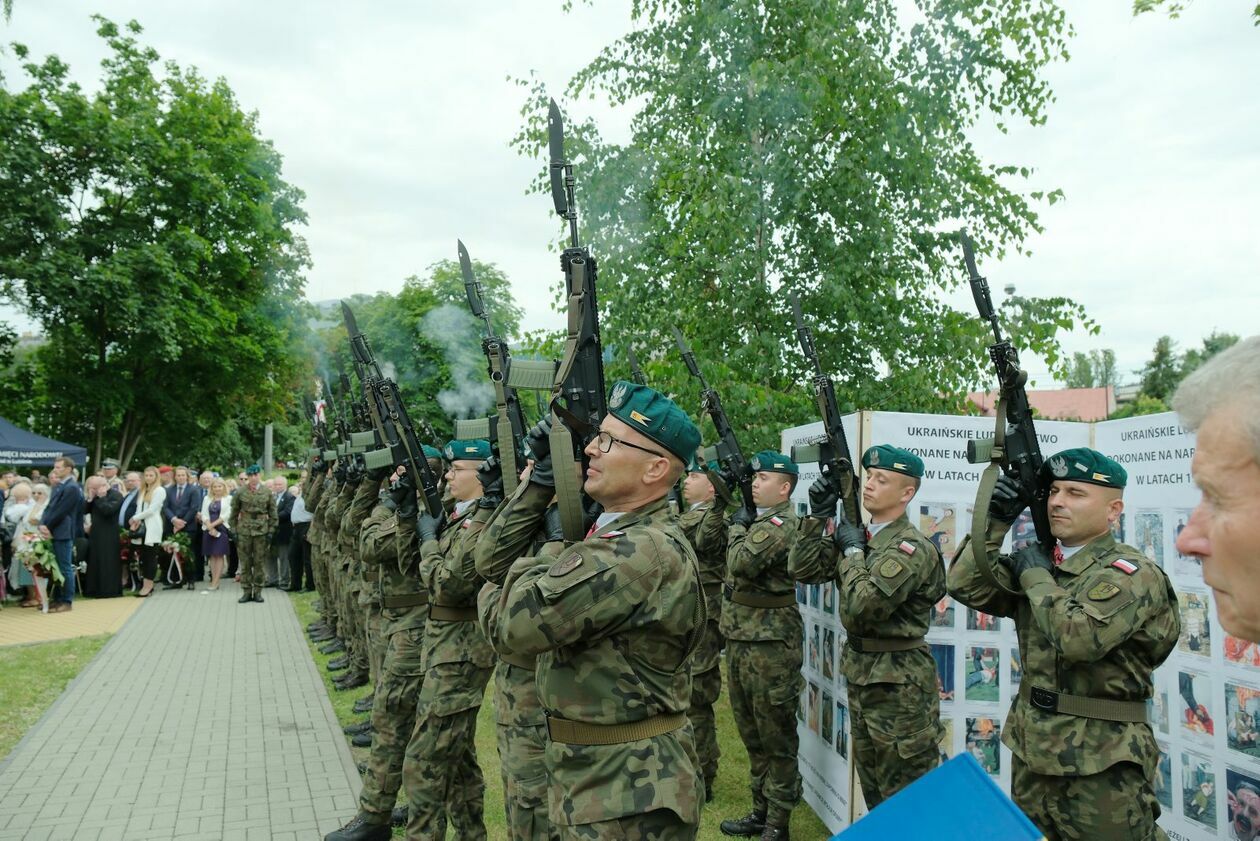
[
  {"left": 227, "top": 484, "right": 276, "bottom": 538},
  {"left": 304, "top": 472, "right": 327, "bottom": 545},
  {"left": 947, "top": 521, "right": 1179, "bottom": 776},
  {"left": 836, "top": 512, "right": 944, "bottom": 686},
  {"left": 678, "top": 501, "right": 725, "bottom": 675},
  {"left": 361, "top": 504, "right": 428, "bottom": 637},
  {"left": 325, "top": 481, "right": 354, "bottom": 566},
  {"left": 491, "top": 490, "right": 705, "bottom": 826},
  {"left": 718, "top": 501, "right": 813, "bottom": 643},
  {"left": 409, "top": 501, "right": 494, "bottom": 674}
]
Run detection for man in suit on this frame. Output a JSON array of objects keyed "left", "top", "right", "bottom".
[
  {"left": 268, "top": 477, "right": 294, "bottom": 588},
  {"left": 118, "top": 471, "right": 142, "bottom": 590},
  {"left": 163, "top": 466, "right": 203, "bottom": 588},
  {"left": 39, "top": 456, "right": 85, "bottom": 613}
]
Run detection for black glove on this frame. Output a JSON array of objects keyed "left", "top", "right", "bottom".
[
  {"left": 543, "top": 504, "right": 565, "bottom": 543},
  {"left": 989, "top": 474, "right": 1029, "bottom": 525},
  {"left": 731, "top": 506, "right": 755, "bottom": 529},
  {"left": 834, "top": 518, "right": 866, "bottom": 556},
  {"left": 416, "top": 511, "right": 439, "bottom": 543},
  {"left": 311, "top": 456, "right": 327, "bottom": 475},
  {"left": 345, "top": 461, "right": 365, "bottom": 487},
  {"left": 808, "top": 475, "right": 840, "bottom": 519},
  {"left": 333, "top": 463, "right": 348, "bottom": 484},
  {"left": 1002, "top": 542, "right": 1054, "bottom": 580},
  {"left": 365, "top": 461, "right": 391, "bottom": 481},
  {"left": 477, "top": 456, "right": 503, "bottom": 499},
  {"left": 526, "top": 416, "right": 553, "bottom": 462},
  {"left": 390, "top": 473, "right": 417, "bottom": 520},
  {"left": 378, "top": 493, "right": 397, "bottom": 512}
]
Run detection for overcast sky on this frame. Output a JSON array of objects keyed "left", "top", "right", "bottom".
[{"left": 2, "top": 1, "right": 1256, "bottom": 387}]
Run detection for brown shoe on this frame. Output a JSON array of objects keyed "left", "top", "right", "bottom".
[
  {"left": 47, "top": 602, "right": 72, "bottom": 613},
  {"left": 19, "top": 599, "right": 39, "bottom": 608}
]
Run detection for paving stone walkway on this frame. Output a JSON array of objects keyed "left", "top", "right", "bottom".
[{"left": 0, "top": 581, "right": 360, "bottom": 841}]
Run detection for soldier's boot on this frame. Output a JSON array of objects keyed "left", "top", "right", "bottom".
[
  {"left": 328, "top": 656, "right": 350, "bottom": 671},
  {"left": 323, "top": 812, "right": 390, "bottom": 841},
  {"left": 307, "top": 620, "right": 327, "bottom": 633},
  {"left": 311, "top": 629, "right": 336, "bottom": 643},
  {"left": 352, "top": 694, "right": 375, "bottom": 713},
  {"left": 759, "top": 825, "right": 788, "bottom": 841},
  {"left": 356, "top": 761, "right": 367, "bottom": 775},
  {"left": 719, "top": 809, "right": 766, "bottom": 837},
  {"left": 335, "top": 670, "right": 369, "bottom": 691},
  {"left": 351, "top": 731, "right": 372, "bottom": 748},
  {"left": 319, "top": 638, "right": 346, "bottom": 654},
  {"left": 342, "top": 720, "right": 372, "bottom": 735},
  {"left": 238, "top": 593, "right": 252, "bottom": 604},
  {"left": 391, "top": 806, "right": 407, "bottom": 827},
  {"left": 252, "top": 593, "right": 264, "bottom": 603}
]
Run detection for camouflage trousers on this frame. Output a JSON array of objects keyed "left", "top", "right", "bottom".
[
  {"left": 235, "top": 533, "right": 269, "bottom": 597},
  {"left": 688, "top": 614, "right": 723, "bottom": 791},
  {"left": 359, "top": 626, "right": 426, "bottom": 818},
  {"left": 494, "top": 661, "right": 555, "bottom": 841},
  {"left": 402, "top": 662, "right": 492, "bottom": 841},
  {"left": 559, "top": 808, "right": 695, "bottom": 840},
  {"left": 1012, "top": 757, "right": 1168, "bottom": 841},
  {"left": 848, "top": 673, "right": 941, "bottom": 808},
  {"left": 343, "top": 577, "right": 368, "bottom": 675},
  {"left": 312, "top": 543, "right": 334, "bottom": 626},
  {"left": 727, "top": 639, "right": 803, "bottom": 826},
  {"left": 365, "top": 603, "right": 385, "bottom": 684}
]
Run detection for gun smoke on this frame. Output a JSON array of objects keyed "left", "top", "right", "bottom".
[{"left": 423, "top": 303, "right": 493, "bottom": 419}]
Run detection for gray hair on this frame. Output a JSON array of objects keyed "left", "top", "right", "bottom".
[{"left": 1172, "top": 335, "right": 1260, "bottom": 460}]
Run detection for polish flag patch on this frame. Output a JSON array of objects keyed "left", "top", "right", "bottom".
[
  {"left": 1111, "top": 558, "right": 1138, "bottom": 575},
  {"left": 898, "top": 541, "right": 917, "bottom": 555},
  {"left": 599, "top": 530, "right": 625, "bottom": 539},
  {"left": 770, "top": 516, "right": 784, "bottom": 527}
]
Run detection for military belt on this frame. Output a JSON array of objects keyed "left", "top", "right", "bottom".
[
  {"left": 847, "top": 636, "right": 926, "bottom": 653},
  {"left": 723, "top": 585, "right": 795, "bottom": 609},
  {"left": 498, "top": 650, "right": 536, "bottom": 670},
  {"left": 428, "top": 604, "right": 477, "bottom": 622},
  {"left": 1019, "top": 682, "right": 1148, "bottom": 723},
  {"left": 381, "top": 592, "right": 428, "bottom": 609},
  {"left": 546, "top": 711, "right": 687, "bottom": 746}
]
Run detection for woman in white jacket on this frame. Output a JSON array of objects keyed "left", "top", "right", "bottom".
[
  {"left": 199, "top": 479, "right": 232, "bottom": 591},
  {"left": 128, "top": 466, "right": 166, "bottom": 597}
]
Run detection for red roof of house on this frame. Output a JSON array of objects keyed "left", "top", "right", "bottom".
[{"left": 967, "top": 386, "right": 1115, "bottom": 422}]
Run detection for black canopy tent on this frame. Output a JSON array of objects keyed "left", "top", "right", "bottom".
[{"left": 0, "top": 416, "right": 88, "bottom": 467}]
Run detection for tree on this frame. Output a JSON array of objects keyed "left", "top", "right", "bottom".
[
  {"left": 1064, "top": 348, "right": 1117, "bottom": 389},
  {"left": 513, "top": 0, "right": 1092, "bottom": 451},
  {"left": 0, "top": 17, "right": 312, "bottom": 468},
  {"left": 1132, "top": 0, "right": 1259, "bottom": 26},
  {"left": 1180, "top": 330, "right": 1239, "bottom": 379},
  {"left": 1137, "top": 336, "right": 1183, "bottom": 403}
]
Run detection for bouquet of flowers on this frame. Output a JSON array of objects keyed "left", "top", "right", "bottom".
[
  {"left": 161, "top": 531, "right": 194, "bottom": 584},
  {"left": 15, "top": 533, "right": 63, "bottom": 613}
]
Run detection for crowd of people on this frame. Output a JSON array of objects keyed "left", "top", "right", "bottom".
[{"left": 0, "top": 459, "right": 311, "bottom": 611}]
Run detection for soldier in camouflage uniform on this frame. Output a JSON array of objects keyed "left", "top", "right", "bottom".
[
  {"left": 706, "top": 450, "right": 824, "bottom": 841},
  {"left": 947, "top": 447, "right": 1179, "bottom": 840},
  {"left": 481, "top": 382, "right": 706, "bottom": 840},
  {"left": 475, "top": 451, "right": 562, "bottom": 841},
  {"left": 677, "top": 454, "right": 725, "bottom": 800},
  {"left": 399, "top": 439, "right": 496, "bottom": 841},
  {"left": 334, "top": 464, "right": 372, "bottom": 690},
  {"left": 302, "top": 460, "right": 333, "bottom": 639},
  {"left": 227, "top": 465, "right": 277, "bottom": 603},
  {"left": 794, "top": 445, "right": 945, "bottom": 807}
]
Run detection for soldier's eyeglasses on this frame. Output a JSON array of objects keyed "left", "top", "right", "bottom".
[{"left": 594, "top": 430, "right": 665, "bottom": 459}]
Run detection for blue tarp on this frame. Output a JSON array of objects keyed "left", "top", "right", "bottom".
[
  {"left": 0, "top": 416, "right": 88, "bottom": 467},
  {"left": 833, "top": 753, "right": 1045, "bottom": 840}
]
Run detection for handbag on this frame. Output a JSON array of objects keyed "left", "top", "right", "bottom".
[{"left": 128, "top": 522, "right": 146, "bottom": 542}]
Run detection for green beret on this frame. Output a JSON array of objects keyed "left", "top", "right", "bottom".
[
  {"left": 422, "top": 444, "right": 443, "bottom": 461},
  {"left": 444, "top": 439, "right": 491, "bottom": 461},
  {"left": 245, "top": 464, "right": 262, "bottom": 475},
  {"left": 750, "top": 450, "right": 798, "bottom": 476},
  {"left": 1040, "top": 447, "right": 1127, "bottom": 489},
  {"left": 862, "top": 445, "right": 924, "bottom": 479},
  {"left": 607, "top": 380, "right": 701, "bottom": 462}
]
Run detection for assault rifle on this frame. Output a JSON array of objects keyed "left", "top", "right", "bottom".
[
  {"left": 342, "top": 302, "right": 445, "bottom": 521},
  {"left": 789, "top": 295, "right": 861, "bottom": 526},
  {"left": 672, "top": 326, "right": 755, "bottom": 519},
  {"left": 544, "top": 98, "right": 607, "bottom": 541},
  {"left": 961, "top": 231, "right": 1051, "bottom": 592},
  {"left": 458, "top": 239, "right": 533, "bottom": 494}
]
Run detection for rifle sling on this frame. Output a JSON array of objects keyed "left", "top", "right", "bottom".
[
  {"left": 549, "top": 262, "right": 591, "bottom": 544},
  {"left": 969, "top": 398, "right": 1022, "bottom": 598},
  {"left": 488, "top": 348, "right": 518, "bottom": 496}
]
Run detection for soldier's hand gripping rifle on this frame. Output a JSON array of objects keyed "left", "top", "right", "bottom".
[
  {"left": 543, "top": 98, "right": 607, "bottom": 542},
  {"left": 789, "top": 295, "right": 861, "bottom": 527},
  {"left": 672, "top": 326, "right": 756, "bottom": 520},
  {"left": 458, "top": 239, "right": 535, "bottom": 495},
  {"left": 961, "top": 231, "right": 1051, "bottom": 595},
  {"left": 342, "top": 302, "right": 445, "bottom": 521}
]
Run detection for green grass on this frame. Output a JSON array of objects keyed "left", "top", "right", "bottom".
[
  {"left": 0, "top": 634, "right": 111, "bottom": 760},
  {"left": 289, "top": 590, "right": 832, "bottom": 840}
]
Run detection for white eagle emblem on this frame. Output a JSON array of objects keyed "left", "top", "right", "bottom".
[
  {"left": 869, "top": 449, "right": 880, "bottom": 466},
  {"left": 1049, "top": 456, "right": 1068, "bottom": 478},
  {"left": 751, "top": 457, "right": 762, "bottom": 471},
  {"left": 610, "top": 382, "right": 629, "bottom": 409},
  {"left": 444, "top": 445, "right": 455, "bottom": 460}
]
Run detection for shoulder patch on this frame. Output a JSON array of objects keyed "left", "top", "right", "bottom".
[
  {"left": 879, "top": 558, "right": 904, "bottom": 578},
  {"left": 1088, "top": 582, "right": 1121, "bottom": 601},
  {"left": 898, "top": 540, "right": 917, "bottom": 555},
  {"left": 548, "top": 553, "right": 583, "bottom": 577},
  {"left": 770, "top": 516, "right": 784, "bottom": 527},
  {"left": 752, "top": 530, "right": 770, "bottom": 543},
  {"left": 1110, "top": 558, "right": 1138, "bottom": 575}
]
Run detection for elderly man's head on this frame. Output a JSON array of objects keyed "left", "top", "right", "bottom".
[{"left": 1174, "top": 336, "right": 1260, "bottom": 641}]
